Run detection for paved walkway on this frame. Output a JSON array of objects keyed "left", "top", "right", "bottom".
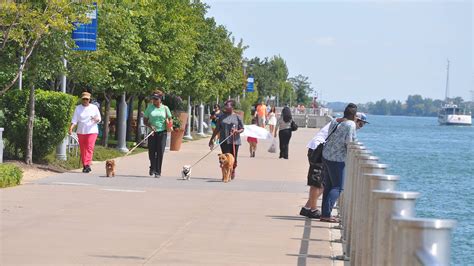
[{"left": 0, "top": 128, "right": 343, "bottom": 265}]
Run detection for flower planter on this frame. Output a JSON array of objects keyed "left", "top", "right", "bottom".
[
  {"left": 177, "top": 111, "right": 188, "bottom": 131},
  {"left": 170, "top": 129, "right": 185, "bottom": 151}
]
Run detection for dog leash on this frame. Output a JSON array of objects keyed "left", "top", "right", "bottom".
[
  {"left": 188, "top": 132, "right": 235, "bottom": 169},
  {"left": 125, "top": 130, "right": 155, "bottom": 156}
]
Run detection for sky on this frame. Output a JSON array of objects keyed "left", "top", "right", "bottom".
[{"left": 204, "top": 0, "right": 473, "bottom": 103}]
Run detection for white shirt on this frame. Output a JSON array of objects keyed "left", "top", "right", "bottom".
[
  {"left": 306, "top": 122, "right": 331, "bottom": 149},
  {"left": 71, "top": 104, "right": 101, "bottom": 134}
]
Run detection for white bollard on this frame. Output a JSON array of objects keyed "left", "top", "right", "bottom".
[
  {"left": 339, "top": 142, "right": 370, "bottom": 243},
  {"left": 391, "top": 217, "right": 456, "bottom": 266},
  {"left": 362, "top": 174, "right": 400, "bottom": 265},
  {"left": 372, "top": 191, "right": 420, "bottom": 265},
  {"left": 344, "top": 148, "right": 371, "bottom": 246},
  {"left": 197, "top": 103, "right": 206, "bottom": 137},
  {"left": 349, "top": 155, "right": 380, "bottom": 264},
  {"left": 353, "top": 163, "right": 387, "bottom": 266},
  {"left": 184, "top": 97, "right": 193, "bottom": 140}
]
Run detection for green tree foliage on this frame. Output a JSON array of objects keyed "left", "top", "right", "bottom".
[
  {"left": 288, "top": 74, "right": 313, "bottom": 106},
  {"left": 365, "top": 95, "right": 470, "bottom": 117},
  {"left": 248, "top": 56, "right": 294, "bottom": 104},
  {"left": 0, "top": 0, "right": 91, "bottom": 95},
  {"left": 1, "top": 89, "right": 76, "bottom": 160}
]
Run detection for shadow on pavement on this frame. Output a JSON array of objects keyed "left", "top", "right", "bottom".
[
  {"left": 291, "top": 219, "right": 337, "bottom": 265},
  {"left": 267, "top": 215, "right": 307, "bottom": 221},
  {"left": 89, "top": 254, "right": 146, "bottom": 260}
]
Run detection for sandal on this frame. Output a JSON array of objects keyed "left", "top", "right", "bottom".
[{"left": 320, "top": 216, "right": 340, "bottom": 223}]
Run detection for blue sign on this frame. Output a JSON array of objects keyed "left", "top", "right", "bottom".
[
  {"left": 246, "top": 75, "right": 254, "bottom": 92},
  {"left": 72, "top": 4, "right": 98, "bottom": 51}
]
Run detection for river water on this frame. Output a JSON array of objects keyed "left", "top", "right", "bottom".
[{"left": 357, "top": 115, "right": 473, "bottom": 265}]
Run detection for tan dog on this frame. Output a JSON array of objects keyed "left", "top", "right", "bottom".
[
  {"left": 218, "top": 153, "right": 234, "bottom": 183},
  {"left": 105, "top": 160, "right": 116, "bottom": 177}
]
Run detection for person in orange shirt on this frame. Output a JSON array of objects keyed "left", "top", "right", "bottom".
[{"left": 254, "top": 101, "right": 267, "bottom": 128}]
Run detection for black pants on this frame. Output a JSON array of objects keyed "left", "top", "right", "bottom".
[
  {"left": 220, "top": 143, "right": 239, "bottom": 169},
  {"left": 278, "top": 128, "right": 292, "bottom": 159},
  {"left": 148, "top": 130, "right": 167, "bottom": 175}
]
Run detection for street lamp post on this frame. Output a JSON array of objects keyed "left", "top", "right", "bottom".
[{"left": 242, "top": 61, "right": 248, "bottom": 99}]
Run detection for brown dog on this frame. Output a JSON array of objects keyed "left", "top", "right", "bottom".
[
  {"left": 105, "top": 160, "right": 115, "bottom": 177},
  {"left": 218, "top": 153, "right": 234, "bottom": 183}
]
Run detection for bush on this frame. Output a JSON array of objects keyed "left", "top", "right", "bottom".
[
  {"left": 240, "top": 91, "right": 259, "bottom": 124},
  {"left": 1, "top": 89, "right": 76, "bottom": 161},
  {"left": 162, "top": 94, "right": 185, "bottom": 113},
  {"left": 172, "top": 115, "right": 182, "bottom": 130},
  {"left": 0, "top": 164, "right": 23, "bottom": 188}
]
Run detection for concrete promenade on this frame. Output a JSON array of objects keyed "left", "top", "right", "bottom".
[{"left": 0, "top": 128, "right": 342, "bottom": 265}]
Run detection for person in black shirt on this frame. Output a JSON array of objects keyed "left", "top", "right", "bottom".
[{"left": 209, "top": 100, "right": 244, "bottom": 179}]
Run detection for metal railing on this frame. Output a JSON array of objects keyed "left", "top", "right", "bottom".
[{"left": 338, "top": 141, "right": 456, "bottom": 266}]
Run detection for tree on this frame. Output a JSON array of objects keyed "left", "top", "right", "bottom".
[
  {"left": 288, "top": 74, "right": 313, "bottom": 106},
  {"left": 248, "top": 55, "right": 292, "bottom": 105},
  {"left": 0, "top": 1, "right": 90, "bottom": 96}
]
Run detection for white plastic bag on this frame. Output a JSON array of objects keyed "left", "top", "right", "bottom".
[{"left": 268, "top": 138, "right": 277, "bottom": 153}]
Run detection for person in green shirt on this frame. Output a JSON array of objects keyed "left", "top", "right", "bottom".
[{"left": 144, "top": 90, "right": 172, "bottom": 178}]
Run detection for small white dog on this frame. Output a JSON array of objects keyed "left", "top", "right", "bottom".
[{"left": 181, "top": 165, "right": 192, "bottom": 180}]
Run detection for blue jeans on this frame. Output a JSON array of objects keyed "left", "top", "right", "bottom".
[{"left": 321, "top": 158, "right": 346, "bottom": 218}]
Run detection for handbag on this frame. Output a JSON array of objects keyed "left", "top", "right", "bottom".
[
  {"left": 165, "top": 107, "right": 173, "bottom": 132},
  {"left": 290, "top": 120, "right": 298, "bottom": 131},
  {"left": 308, "top": 122, "right": 340, "bottom": 165},
  {"left": 268, "top": 138, "right": 277, "bottom": 153},
  {"left": 166, "top": 119, "right": 173, "bottom": 132}
]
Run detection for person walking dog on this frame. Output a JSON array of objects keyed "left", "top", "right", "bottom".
[
  {"left": 69, "top": 91, "right": 101, "bottom": 173},
  {"left": 144, "top": 90, "right": 172, "bottom": 178},
  {"left": 209, "top": 99, "right": 244, "bottom": 179}
]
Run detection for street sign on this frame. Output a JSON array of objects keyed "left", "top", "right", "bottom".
[
  {"left": 72, "top": 3, "right": 98, "bottom": 51},
  {"left": 246, "top": 75, "right": 254, "bottom": 92}
]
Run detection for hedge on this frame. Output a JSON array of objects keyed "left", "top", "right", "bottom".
[
  {"left": 0, "top": 163, "right": 23, "bottom": 188},
  {"left": 1, "top": 89, "right": 76, "bottom": 161}
]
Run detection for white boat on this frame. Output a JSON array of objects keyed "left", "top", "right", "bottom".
[
  {"left": 438, "top": 60, "right": 472, "bottom": 126},
  {"left": 438, "top": 103, "right": 472, "bottom": 125}
]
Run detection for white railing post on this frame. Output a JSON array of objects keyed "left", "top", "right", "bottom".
[
  {"left": 197, "top": 102, "right": 206, "bottom": 137},
  {"left": 363, "top": 174, "right": 400, "bottom": 265},
  {"left": 391, "top": 217, "right": 456, "bottom": 266},
  {"left": 184, "top": 96, "right": 193, "bottom": 140},
  {"left": 338, "top": 142, "right": 367, "bottom": 260},
  {"left": 348, "top": 152, "right": 379, "bottom": 262},
  {"left": 344, "top": 147, "right": 372, "bottom": 260},
  {"left": 353, "top": 163, "right": 387, "bottom": 266},
  {"left": 372, "top": 191, "right": 420, "bottom": 265}
]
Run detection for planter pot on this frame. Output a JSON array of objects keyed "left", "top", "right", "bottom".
[
  {"left": 170, "top": 129, "right": 185, "bottom": 151},
  {"left": 176, "top": 111, "right": 188, "bottom": 131}
]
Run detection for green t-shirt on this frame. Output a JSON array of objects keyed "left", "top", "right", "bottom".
[{"left": 144, "top": 104, "right": 172, "bottom": 132}]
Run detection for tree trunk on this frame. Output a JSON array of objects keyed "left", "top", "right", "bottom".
[
  {"left": 101, "top": 92, "right": 111, "bottom": 147},
  {"left": 135, "top": 96, "right": 145, "bottom": 143},
  {"left": 25, "top": 84, "right": 35, "bottom": 165},
  {"left": 126, "top": 95, "right": 134, "bottom": 141}
]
